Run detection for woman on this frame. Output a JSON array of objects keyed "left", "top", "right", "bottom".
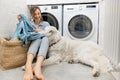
[{"left": 18, "top": 6, "right": 50, "bottom": 80}]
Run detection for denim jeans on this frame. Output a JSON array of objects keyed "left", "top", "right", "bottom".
[{"left": 28, "top": 36, "right": 49, "bottom": 58}]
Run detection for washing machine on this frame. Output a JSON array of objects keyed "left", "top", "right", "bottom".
[
  {"left": 63, "top": 3, "right": 99, "bottom": 43},
  {"left": 39, "top": 5, "right": 62, "bottom": 34}
]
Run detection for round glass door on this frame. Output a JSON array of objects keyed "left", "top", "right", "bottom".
[
  {"left": 68, "top": 15, "right": 93, "bottom": 39},
  {"left": 42, "top": 13, "right": 59, "bottom": 30}
]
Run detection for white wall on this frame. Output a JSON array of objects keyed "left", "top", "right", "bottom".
[{"left": 0, "top": 0, "right": 29, "bottom": 37}]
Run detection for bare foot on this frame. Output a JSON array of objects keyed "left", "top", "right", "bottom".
[
  {"left": 23, "top": 66, "right": 33, "bottom": 80},
  {"left": 33, "top": 65, "right": 44, "bottom": 80}
]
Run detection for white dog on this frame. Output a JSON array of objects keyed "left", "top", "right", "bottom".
[{"left": 42, "top": 26, "right": 120, "bottom": 77}]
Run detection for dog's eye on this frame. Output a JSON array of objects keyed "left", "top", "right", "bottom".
[{"left": 49, "top": 30, "right": 53, "bottom": 33}]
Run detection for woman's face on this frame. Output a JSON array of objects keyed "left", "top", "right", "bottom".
[{"left": 32, "top": 9, "right": 42, "bottom": 21}]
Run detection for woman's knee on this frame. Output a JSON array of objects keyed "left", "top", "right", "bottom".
[{"left": 42, "top": 37, "right": 49, "bottom": 42}]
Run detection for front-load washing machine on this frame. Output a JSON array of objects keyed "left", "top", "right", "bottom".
[
  {"left": 39, "top": 5, "right": 62, "bottom": 34},
  {"left": 63, "top": 3, "right": 99, "bottom": 43}
]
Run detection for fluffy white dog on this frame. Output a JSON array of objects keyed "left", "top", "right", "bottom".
[
  {"left": 42, "top": 26, "right": 120, "bottom": 77},
  {"left": 22, "top": 26, "right": 120, "bottom": 77}
]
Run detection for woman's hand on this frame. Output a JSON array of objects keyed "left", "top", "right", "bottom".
[
  {"left": 17, "top": 15, "right": 22, "bottom": 21},
  {"left": 33, "top": 29, "right": 41, "bottom": 33}
]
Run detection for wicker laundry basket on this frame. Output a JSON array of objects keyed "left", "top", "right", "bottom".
[{"left": 0, "top": 37, "right": 31, "bottom": 70}]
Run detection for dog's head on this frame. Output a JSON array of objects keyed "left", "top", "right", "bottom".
[
  {"left": 44, "top": 26, "right": 62, "bottom": 46},
  {"left": 44, "top": 26, "right": 58, "bottom": 37}
]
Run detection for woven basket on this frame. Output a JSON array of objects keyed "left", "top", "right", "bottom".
[{"left": 0, "top": 37, "right": 31, "bottom": 70}]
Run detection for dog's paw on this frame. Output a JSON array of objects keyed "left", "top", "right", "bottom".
[
  {"left": 68, "top": 58, "right": 80, "bottom": 64},
  {"left": 92, "top": 69, "right": 100, "bottom": 77},
  {"left": 93, "top": 71, "right": 100, "bottom": 77},
  {"left": 68, "top": 60, "right": 74, "bottom": 64}
]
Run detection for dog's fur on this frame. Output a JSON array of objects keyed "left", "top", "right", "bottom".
[{"left": 42, "top": 26, "right": 120, "bottom": 77}]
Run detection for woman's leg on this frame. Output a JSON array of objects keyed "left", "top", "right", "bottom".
[
  {"left": 23, "top": 54, "right": 34, "bottom": 80},
  {"left": 23, "top": 39, "right": 41, "bottom": 80},
  {"left": 33, "top": 37, "right": 49, "bottom": 80},
  {"left": 33, "top": 56, "right": 45, "bottom": 80}
]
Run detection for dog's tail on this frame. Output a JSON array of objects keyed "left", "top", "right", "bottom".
[
  {"left": 110, "top": 63, "right": 120, "bottom": 72},
  {"left": 96, "top": 49, "right": 120, "bottom": 73}
]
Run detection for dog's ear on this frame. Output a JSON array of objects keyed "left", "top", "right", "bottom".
[{"left": 49, "top": 26, "right": 57, "bottom": 33}]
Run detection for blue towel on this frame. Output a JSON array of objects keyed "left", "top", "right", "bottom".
[{"left": 10, "top": 14, "right": 45, "bottom": 46}]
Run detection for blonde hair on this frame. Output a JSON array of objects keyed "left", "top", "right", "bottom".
[{"left": 30, "top": 6, "right": 43, "bottom": 21}]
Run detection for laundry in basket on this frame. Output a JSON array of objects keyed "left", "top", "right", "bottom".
[{"left": 0, "top": 37, "right": 31, "bottom": 70}]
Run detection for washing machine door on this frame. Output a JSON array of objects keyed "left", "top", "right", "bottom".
[
  {"left": 68, "top": 15, "right": 93, "bottom": 39},
  {"left": 42, "top": 12, "right": 59, "bottom": 30}
]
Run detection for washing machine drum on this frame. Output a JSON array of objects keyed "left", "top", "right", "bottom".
[
  {"left": 42, "top": 13, "right": 59, "bottom": 30},
  {"left": 68, "top": 15, "right": 93, "bottom": 39}
]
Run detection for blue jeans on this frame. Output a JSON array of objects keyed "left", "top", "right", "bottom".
[{"left": 28, "top": 36, "right": 49, "bottom": 58}]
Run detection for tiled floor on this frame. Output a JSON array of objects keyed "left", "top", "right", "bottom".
[{"left": 0, "top": 62, "right": 116, "bottom": 80}]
